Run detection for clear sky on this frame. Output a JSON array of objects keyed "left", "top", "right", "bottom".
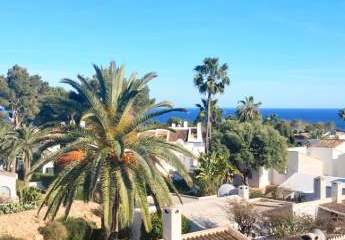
[{"left": 1, "top": 1, "right": 345, "bottom": 108}]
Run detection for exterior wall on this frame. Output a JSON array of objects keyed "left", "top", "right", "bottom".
[
  {"left": 0, "top": 171, "right": 18, "bottom": 200},
  {"left": 249, "top": 168, "right": 270, "bottom": 188},
  {"left": 333, "top": 154, "right": 345, "bottom": 177},
  {"left": 307, "top": 147, "right": 333, "bottom": 175}
]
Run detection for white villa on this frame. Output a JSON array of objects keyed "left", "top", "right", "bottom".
[
  {"left": 143, "top": 121, "right": 205, "bottom": 173},
  {"left": 250, "top": 138, "right": 345, "bottom": 197}
]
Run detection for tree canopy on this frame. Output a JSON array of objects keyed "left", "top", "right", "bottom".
[{"left": 216, "top": 120, "right": 288, "bottom": 184}]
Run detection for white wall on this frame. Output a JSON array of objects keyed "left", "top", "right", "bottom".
[
  {"left": 307, "top": 147, "right": 333, "bottom": 175},
  {"left": 0, "top": 171, "right": 17, "bottom": 200}
]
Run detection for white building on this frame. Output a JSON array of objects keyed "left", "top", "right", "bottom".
[
  {"left": 143, "top": 122, "right": 204, "bottom": 173},
  {"left": 0, "top": 170, "right": 18, "bottom": 201},
  {"left": 250, "top": 139, "right": 345, "bottom": 193}
]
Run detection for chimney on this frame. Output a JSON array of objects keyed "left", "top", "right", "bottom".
[
  {"left": 332, "top": 181, "right": 344, "bottom": 203},
  {"left": 196, "top": 122, "right": 203, "bottom": 143},
  {"left": 238, "top": 185, "right": 249, "bottom": 200},
  {"left": 314, "top": 176, "right": 326, "bottom": 200},
  {"left": 163, "top": 207, "right": 181, "bottom": 240},
  {"left": 183, "top": 121, "right": 188, "bottom": 128}
]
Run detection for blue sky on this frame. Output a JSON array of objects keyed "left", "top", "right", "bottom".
[{"left": 1, "top": 1, "right": 345, "bottom": 108}]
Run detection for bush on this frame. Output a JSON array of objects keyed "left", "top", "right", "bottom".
[
  {"left": 228, "top": 201, "right": 259, "bottom": 236},
  {"left": 249, "top": 189, "right": 264, "bottom": 199},
  {"left": 0, "top": 202, "right": 36, "bottom": 215},
  {"left": 20, "top": 187, "right": 42, "bottom": 205},
  {"left": 263, "top": 211, "right": 314, "bottom": 239},
  {"left": 64, "top": 217, "right": 95, "bottom": 240},
  {"left": 39, "top": 221, "right": 68, "bottom": 240},
  {"left": 140, "top": 212, "right": 191, "bottom": 240}
]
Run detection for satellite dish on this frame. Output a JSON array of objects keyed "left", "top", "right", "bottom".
[{"left": 218, "top": 184, "right": 237, "bottom": 197}]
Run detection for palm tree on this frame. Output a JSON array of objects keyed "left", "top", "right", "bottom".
[
  {"left": 30, "top": 62, "right": 193, "bottom": 240},
  {"left": 194, "top": 58, "right": 230, "bottom": 153},
  {"left": 195, "top": 99, "right": 223, "bottom": 126},
  {"left": 4, "top": 124, "right": 56, "bottom": 182},
  {"left": 236, "top": 96, "right": 262, "bottom": 122}
]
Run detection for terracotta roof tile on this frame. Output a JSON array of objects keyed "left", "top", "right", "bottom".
[{"left": 168, "top": 129, "right": 189, "bottom": 142}]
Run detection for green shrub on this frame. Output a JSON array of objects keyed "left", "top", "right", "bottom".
[
  {"left": 263, "top": 211, "right": 314, "bottom": 238},
  {"left": 20, "top": 187, "right": 42, "bottom": 205},
  {"left": 39, "top": 221, "right": 68, "bottom": 240},
  {"left": 64, "top": 217, "right": 95, "bottom": 240},
  {"left": 140, "top": 212, "right": 191, "bottom": 240},
  {"left": 249, "top": 189, "right": 264, "bottom": 199},
  {"left": 0, "top": 202, "right": 36, "bottom": 215}
]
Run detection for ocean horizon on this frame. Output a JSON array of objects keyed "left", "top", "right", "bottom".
[{"left": 157, "top": 108, "right": 345, "bottom": 130}]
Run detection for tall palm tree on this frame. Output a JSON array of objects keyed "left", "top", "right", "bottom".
[
  {"left": 195, "top": 98, "right": 223, "bottom": 126},
  {"left": 236, "top": 96, "right": 262, "bottom": 122},
  {"left": 30, "top": 62, "right": 193, "bottom": 240},
  {"left": 4, "top": 124, "right": 56, "bottom": 182},
  {"left": 194, "top": 58, "right": 230, "bottom": 153}
]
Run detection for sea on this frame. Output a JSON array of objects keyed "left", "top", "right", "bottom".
[{"left": 156, "top": 108, "right": 345, "bottom": 130}]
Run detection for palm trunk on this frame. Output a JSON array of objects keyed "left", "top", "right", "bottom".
[
  {"left": 23, "top": 152, "right": 31, "bottom": 185},
  {"left": 205, "top": 93, "right": 212, "bottom": 153},
  {"left": 108, "top": 189, "right": 120, "bottom": 240}
]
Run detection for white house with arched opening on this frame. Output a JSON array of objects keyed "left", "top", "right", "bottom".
[{"left": 0, "top": 170, "right": 18, "bottom": 201}]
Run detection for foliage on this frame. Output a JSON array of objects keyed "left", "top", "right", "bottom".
[
  {"left": 194, "top": 151, "right": 235, "bottom": 196},
  {"left": 217, "top": 120, "right": 288, "bottom": 184},
  {"left": 263, "top": 115, "right": 295, "bottom": 146},
  {"left": 166, "top": 117, "right": 184, "bottom": 127},
  {"left": 0, "top": 202, "right": 36, "bottom": 215},
  {"left": 235, "top": 96, "right": 262, "bottom": 122},
  {"left": 140, "top": 212, "right": 191, "bottom": 240},
  {"left": 31, "top": 61, "right": 193, "bottom": 239},
  {"left": 1, "top": 124, "right": 58, "bottom": 182},
  {"left": 0, "top": 65, "right": 57, "bottom": 126},
  {"left": 228, "top": 201, "right": 259, "bottom": 236},
  {"left": 262, "top": 212, "right": 314, "bottom": 239},
  {"left": 19, "top": 187, "right": 42, "bottom": 205},
  {"left": 195, "top": 98, "right": 223, "bottom": 127},
  {"left": 39, "top": 221, "right": 68, "bottom": 240},
  {"left": 64, "top": 217, "right": 95, "bottom": 240},
  {"left": 194, "top": 57, "right": 230, "bottom": 152},
  {"left": 249, "top": 189, "right": 265, "bottom": 199}
]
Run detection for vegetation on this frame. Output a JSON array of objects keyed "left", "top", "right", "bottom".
[
  {"left": 194, "top": 151, "right": 235, "bottom": 196},
  {"left": 64, "top": 217, "right": 96, "bottom": 240},
  {"left": 30, "top": 62, "right": 193, "bottom": 240},
  {"left": 235, "top": 96, "right": 262, "bottom": 122},
  {"left": 2, "top": 124, "right": 57, "bottom": 182},
  {"left": 0, "top": 202, "right": 36, "bottom": 215},
  {"left": 195, "top": 98, "right": 223, "bottom": 127},
  {"left": 216, "top": 120, "right": 288, "bottom": 184},
  {"left": 194, "top": 57, "right": 230, "bottom": 152},
  {"left": 228, "top": 201, "right": 259, "bottom": 236},
  {"left": 263, "top": 212, "right": 314, "bottom": 239},
  {"left": 140, "top": 212, "right": 191, "bottom": 240},
  {"left": 39, "top": 221, "right": 68, "bottom": 240}
]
